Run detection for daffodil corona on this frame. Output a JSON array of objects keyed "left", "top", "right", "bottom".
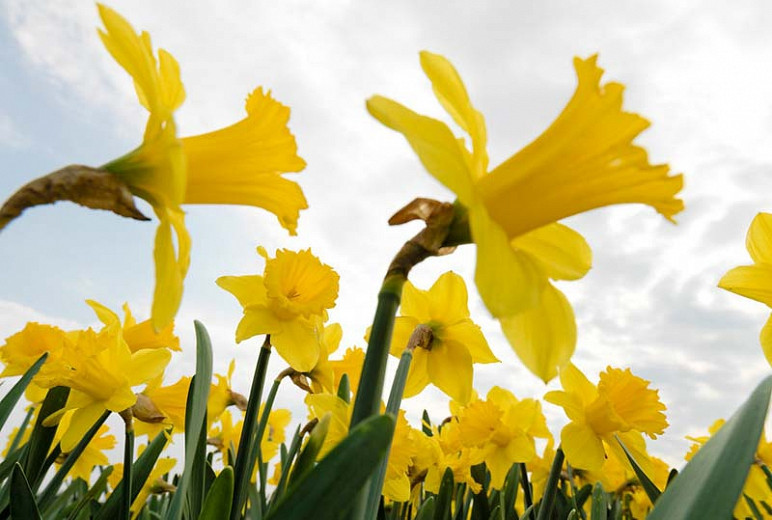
[{"left": 368, "top": 51, "right": 683, "bottom": 382}]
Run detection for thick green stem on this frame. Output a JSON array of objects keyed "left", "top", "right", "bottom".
[
  {"left": 535, "top": 446, "right": 565, "bottom": 520},
  {"left": 349, "top": 274, "right": 405, "bottom": 428},
  {"left": 231, "top": 337, "right": 272, "bottom": 520},
  {"left": 250, "top": 372, "right": 285, "bottom": 511}
]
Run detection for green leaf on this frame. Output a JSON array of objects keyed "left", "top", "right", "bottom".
[
  {"left": 24, "top": 386, "right": 69, "bottom": 488},
  {"left": 615, "top": 434, "right": 661, "bottom": 504},
  {"left": 11, "top": 463, "right": 41, "bottom": 520},
  {"left": 535, "top": 447, "right": 564, "bottom": 520},
  {"left": 590, "top": 482, "right": 607, "bottom": 520},
  {"left": 266, "top": 414, "right": 395, "bottom": 520},
  {"left": 415, "top": 496, "right": 436, "bottom": 520},
  {"left": 502, "top": 463, "right": 520, "bottom": 520},
  {"left": 433, "top": 467, "right": 454, "bottom": 520},
  {"left": 519, "top": 505, "right": 534, "bottom": 520},
  {"left": 37, "top": 410, "right": 110, "bottom": 513},
  {"left": 422, "top": 410, "right": 433, "bottom": 436},
  {"left": 337, "top": 374, "right": 351, "bottom": 403},
  {"left": 648, "top": 374, "right": 772, "bottom": 520},
  {"left": 200, "top": 467, "right": 234, "bottom": 520},
  {"left": 66, "top": 466, "right": 114, "bottom": 520},
  {"left": 0, "top": 354, "right": 47, "bottom": 433},
  {"left": 94, "top": 429, "right": 169, "bottom": 520},
  {"left": 165, "top": 320, "right": 212, "bottom": 520},
  {"left": 288, "top": 413, "right": 330, "bottom": 488}
]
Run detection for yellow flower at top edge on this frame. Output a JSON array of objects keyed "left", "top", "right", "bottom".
[
  {"left": 544, "top": 363, "right": 667, "bottom": 473},
  {"left": 217, "top": 247, "right": 339, "bottom": 372},
  {"left": 367, "top": 51, "right": 683, "bottom": 382},
  {"left": 386, "top": 271, "right": 498, "bottom": 404},
  {"left": 96, "top": 4, "right": 307, "bottom": 331},
  {"left": 719, "top": 212, "right": 772, "bottom": 365}
]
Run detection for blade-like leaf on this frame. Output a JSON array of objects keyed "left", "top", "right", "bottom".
[
  {"left": 288, "top": 413, "right": 330, "bottom": 487},
  {"left": 648, "top": 374, "right": 772, "bottom": 519},
  {"left": 415, "top": 496, "right": 436, "bottom": 520},
  {"left": 0, "top": 354, "right": 47, "bottom": 432},
  {"left": 266, "top": 414, "right": 395, "bottom": 520},
  {"left": 24, "top": 386, "right": 69, "bottom": 488},
  {"left": 165, "top": 320, "right": 212, "bottom": 520},
  {"left": 66, "top": 466, "right": 114, "bottom": 520},
  {"left": 590, "top": 483, "right": 606, "bottom": 520},
  {"left": 615, "top": 434, "right": 661, "bottom": 504},
  {"left": 94, "top": 429, "right": 169, "bottom": 520},
  {"left": 200, "top": 467, "right": 234, "bottom": 520},
  {"left": 433, "top": 467, "right": 454, "bottom": 520},
  {"left": 10, "top": 463, "right": 41, "bottom": 520}
]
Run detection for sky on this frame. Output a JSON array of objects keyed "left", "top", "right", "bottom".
[{"left": 2, "top": 0, "right": 772, "bottom": 469}]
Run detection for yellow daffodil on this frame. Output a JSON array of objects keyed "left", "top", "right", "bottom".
[
  {"left": 305, "top": 392, "right": 352, "bottom": 459},
  {"left": 207, "top": 360, "right": 247, "bottom": 426},
  {"left": 133, "top": 375, "right": 190, "bottom": 438},
  {"left": 209, "top": 405, "right": 290, "bottom": 464},
  {"left": 368, "top": 51, "right": 682, "bottom": 382},
  {"left": 56, "top": 417, "right": 116, "bottom": 484},
  {"left": 96, "top": 5, "right": 306, "bottom": 331},
  {"left": 455, "top": 386, "right": 550, "bottom": 489},
  {"left": 86, "top": 300, "right": 180, "bottom": 353},
  {"left": 419, "top": 421, "right": 481, "bottom": 494},
  {"left": 385, "top": 271, "right": 497, "bottom": 404},
  {"left": 308, "top": 322, "right": 343, "bottom": 393},
  {"left": 383, "top": 411, "right": 419, "bottom": 502},
  {"left": 218, "top": 247, "right": 339, "bottom": 372},
  {"left": 719, "top": 212, "right": 772, "bottom": 365},
  {"left": 329, "top": 346, "right": 365, "bottom": 397},
  {"left": 37, "top": 304, "right": 171, "bottom": 451},
  {"left": 545, "top": 363, "right": 667, "bottom": 472},
  {"left": 111, "top": 456, "right": 176, "bottom": 517}
]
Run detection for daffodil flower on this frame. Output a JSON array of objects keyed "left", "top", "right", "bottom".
[
  {"left": 133, "top": 374, "right": 190, "bottom": 438},
  {"left": 96, "top": 5, "right": 307, "bottom": 331},
  {"left": 308, "top": 322, "right": 343, "bottom": 393},
  {"left": 719, "top": 212, "right": 772, "bottom": 365},
  {"left": 455, "top": 386, "right": 550, "bottom": 489},
  {"left": 218, "top": 247, "right": 339, "bottom": 372},
  {"left": 385, "top": 271, "right": 498, "bottom": 404},
  {"left": 329, "top": 346, "right": 365, "bottom": 397},
  {"left": 368, "top": 51, "right": 683, "bottom": 382},
  {"left": 544, "top": 363, "right": 667, "bottom": 472}
]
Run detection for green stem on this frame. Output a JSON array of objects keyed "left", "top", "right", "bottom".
[
  {"left": 250, "top": 373, "right": 284, "bottom": 511},
  {"left": 362, "top": 348, "right": 414, "bottom": 519},
  {"left": 231, "top": 337, "right": 272, "bottom": 520},
  {"left": 520, "top": 463, "right": 534, "bottom": 520},
  {"left": 122, "top": 422, "right": 135, "bottom": 520},
  {"left": 349, "top": 274, "right": 405, "bottom": 428},
  {"left": 535, "top": 446, "right": 564, "bottom": 520}
]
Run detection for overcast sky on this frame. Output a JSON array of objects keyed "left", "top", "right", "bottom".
[{"left": 2, "top": 0, "right": 772, "bottom": 468}]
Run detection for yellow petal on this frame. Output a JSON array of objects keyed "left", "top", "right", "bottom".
[
  {"left": 127, "top": 348, "right": 172, "bottom": 386},
  {"left": 151, "top": 208, "right": 191, "bottom": 332},
  {"left": 426, "top": 339, "right": 473, "bottom": 404},
  {"left": 366, "top": 95, "right": 474, "bottom": 205},
  {"left": 499, "top": 283, "right": 576, "bottom": 383},
  {"left": 443, "top": 321, "right": 498, "bottom": 363},
  {"left": 235, "top": 306, "right": 283, "bottom": 343},
  {"left": 61, "top": 402, "right": 106, "bottom": 452},
  {"left": 216, "top": 275, "right": 267, "bottom": 308},
  {"left": 543, "top": 390, "right": 584, "bottom": 423},
  {"left": 760, "top": 314, "right": 772, "bottom": 367},
  {"left": 402, "top": 347, "right": 431, "bottom": 398},
  {"left": 560, "top": 422, "right": 605, "bottom": 472},
  {"left": 747, "top": 213, "right": 772, "bottom": 265},
  {"left": 559, "top": 363, "right": 597, "bottom": 404},
  {"left": 512, "top": 223, "right": 592, "bottom": 281},
  {"left": 470, "top": 203, "right": 546, "bottom": 318},
  {"left": 718, "top": 264, "right": 772, "bottom": 306},
  {"left": 272, "top": 318, "right": 320, "bottom": 373},
  {"left": 85, "top": 300, "right": 121, "bottom": 327},
  {"left": 419, "top": 51, "right": 488, "bottom": 177},
  {"left": 399, "top": 281, "right": 432, "bottom": 323},
  {"left": 427, "top": 271, "right": 471, "bottom": 323},
  {"left": 478, "top": 55, "right": 683, "bottom": 238}
]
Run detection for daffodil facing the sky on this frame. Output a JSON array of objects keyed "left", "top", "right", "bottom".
[
  {"left": 218, "top": 247, "right": 339, "bottom": 372},
  {"left": 544, "top": 363, "right": 668, "bottom": 472},
  {"left": 368, "top": 51, "right": 683, "bottom": 382},
  {"left": 719, "top": 212, "right": 772, "bottom": 365},
  {"left": 386, "top": 271, "right": 498, "bottom": 404},
  {"left": 92, "top": 5, "right": 307, "bottom": 331}
]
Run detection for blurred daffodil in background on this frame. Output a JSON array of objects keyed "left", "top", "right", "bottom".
[{"left": 368, "top": 51, "right": 683, "bottom": 382}]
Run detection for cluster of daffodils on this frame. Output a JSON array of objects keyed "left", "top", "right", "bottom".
[{"left": 4, "top": 2, "right": 772, "bottom": 520}]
